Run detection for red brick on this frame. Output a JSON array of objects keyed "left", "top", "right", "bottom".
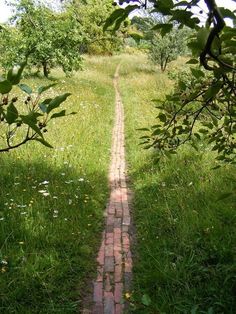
[
  {"left": 108, "top": 205, "right": 115, "bottom": 215},
  {"left": 115, "top": 303, "right": 123, "bottom": 314},
  {"left": 96, "top": 245, "right": 105, "bottom": 265},
  {"left": 104, "top": 292, "right": 115, "bottom": 314},
  {"left": 114, "top": 265, "right": 122, "bottom": 282},
  {"left": 92, "top": 302, "right": 103, "bottom": 314},
  {"left": 105, "top": 233, "right": 114, "bottom": 245},
  {"left": 114, "top": 283, "right": 123, "bottom": 303},
  {"left": 122, "top": 216, "right": 130, "bottom": 226},
  {"left": 107, "top": 215, "right": 115, "bottom": 226},
  {"left": 105, "top": 273, "right": 112, "bottom": 292},
  {"left": 116, "top": 209, "right": 123, "bottom": 218},
  {"left": 122, "top": 233, "right": 130, "bottom": 246},
  {"left": 114, "top": 250, "right": 122, "bottom": 264},
  {"left": 104, "top": 256, "right": 114, "bottom": 272},
  {"left": 114, "top": 218, "right": 121, "bottom": 228},
  {"left": 105, "top": 244, "right": 114, "bottom": 257},
  {"left": 93, "top": 282, "right": 103, "bottom": 303},
  {"left": 114, "top": 228, "right": 121, "bottom": 239},
  {"left": 124, "top": 257, "right": 132, "bottom": 273}
]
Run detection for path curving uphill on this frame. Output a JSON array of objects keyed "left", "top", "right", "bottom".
[{"left": 90, "top": 64, "right": 133, "bottom": 313}]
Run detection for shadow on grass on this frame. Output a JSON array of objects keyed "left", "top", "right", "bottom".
[
  {"left": 130, "top": 150, "right": 236, "bottom": 314},
  {"left": 0, "top": 153, "right": 107, "bottom": 314}
]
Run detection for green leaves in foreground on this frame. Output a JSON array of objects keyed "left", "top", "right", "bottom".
[
  {"left": 140, "top": 64, "right": 236, "bottom": 164},
  {"left": 104, "top": 5, "right": 139, "bottom": 31},
  {"left": 0, "top": 64, "right": 72, "bottom": 152}
]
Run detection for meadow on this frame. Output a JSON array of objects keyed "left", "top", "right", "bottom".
[
  {"left": 0, "top": 53, "right": 235, "bottom": 313},
  {"left": 0, "top": 56, "right": 120, "bottom": 313},
  {"left": 119, "top": 54, "right": 236, "bottom": 313}
]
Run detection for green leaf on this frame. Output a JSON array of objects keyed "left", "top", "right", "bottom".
[
  {"left": 204, "top": 82, "right": 222, "bottom": 100},
  {"left": 0, "top": 80, "right": 12, "bottom": 94},
  {"left": 104, "top": 8, "right": 125, "bottom": 31},
  {"left": 190, "top": 67, "right": 205, "bottom": 79},
  {"left": 38, "top": 83, "right": 57, "bottom": 95},
  {"left": 158, "top": 113, "right": 167, "bottom": 123},
  {"left": 18, "top": 83, "right": 32, "bottom": 95},
  {"left": 154, "top": 0, "right": 174, "bottom": 16},
  {"left": 186, "top": 58, "right": 199, "bottom": 64},
  {"left": 218, "top": 7, "right": 236, "bottom": 20},
  {"left": 47, "top": 93, "right": 71, "bottom": 114},
  {"left": 39, "top": 98, "right": 52, "bottom": 113},
  {"left": 50, "top": 109, "right": 66, "bottom": 119},
  {"left": 7, "top": 62, "right": 26, "bottom": 85},
  {"left": 20, "top": 114, "right": 43, "bottom": 138},
  {"left": 197, "top": 28, "right": 210, "bottom": 50},
  {"left": 6, "top": 102, "right": 18, "bottom": 124},
  {"left": 104, "top": 5, "right": 138, "bottom": 31},
  {"left": 34, "top": 138, "right": 53, "bottom": 148},
  {"left": 171, "top": 10, "right": 199, "bottom": 28},
  {"left": 152, "top": 23, "right": 173, "bottom": 37},
  {"left": 136, "top": 128, "right": 150, "bottom": 131},
  {"left": 141, "top": 294, "right": 151, "bottom": 306}
]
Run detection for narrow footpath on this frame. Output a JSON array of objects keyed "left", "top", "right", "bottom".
[{"left": 91, "top": 64, "right": 133, "bottom": 313}]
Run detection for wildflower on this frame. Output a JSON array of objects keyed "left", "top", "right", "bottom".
[
  {"left": 38, "top": 190, "right": 47, "bottom": 194},
  {"left": 125, "top": 292, "right": 131, "bottom": 299},
  {"left": 68, "top": 199, "right": 72, "bottom": 205},
  {"left": 40, "top": 180, "right": 49, "bottom": 185},
  {"left": 78, "top": 178, "right": 84, "bottom": 182},
  {"left": 0, "top": 218, "right": 4, "bottom": 221}
]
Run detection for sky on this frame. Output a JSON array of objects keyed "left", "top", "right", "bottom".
[{"left": 0, "top": 0, "right": 235, "bottom": 23}]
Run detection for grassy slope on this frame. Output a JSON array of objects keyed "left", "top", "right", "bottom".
[
  {"left": 119, "top": 54, "right": 236, "bottom": 313},
  {"left": 0, "top": 56, "right": 119, "bottom": 313}
]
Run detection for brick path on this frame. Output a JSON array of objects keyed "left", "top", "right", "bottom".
[{"left": 91, "top": 64, "right": 132, "bottom": 313}]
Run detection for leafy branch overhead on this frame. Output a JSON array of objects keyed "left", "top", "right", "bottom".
[
  {"left": 0, "top": 62, "right": 74, "bottom": 152},
  {"left": 107, "top": 0, "right": 236, "bottom": 163}
]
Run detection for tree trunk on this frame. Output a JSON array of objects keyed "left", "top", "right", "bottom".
[{"left": 42, "top": 61, "right": 49, "bottom": 78}]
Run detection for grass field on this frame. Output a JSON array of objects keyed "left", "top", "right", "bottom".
[
  {"left": 0, "top": 55, "right": 120, "bottom": 313},
  {"left": 119, "top": 54, "right": 236, "bottom": 313},
  {"left": 0, "top": 53, "right": 235, "bottom": 313}
]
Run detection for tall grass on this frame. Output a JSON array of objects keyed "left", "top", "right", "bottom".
[
  {"left": 0, "top": 55, "right": 120, "bottom": 313},
  {"left": 119, "top": 54, "right": 236, "bottom": 313}
]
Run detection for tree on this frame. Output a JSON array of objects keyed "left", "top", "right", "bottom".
[
  {"left": 70, "top": 0, "right": 125, "bottom": 55},
  {"left": 106, "top": 0, "right": 236, "bottom": 163},
  {"left": 3, "top": 0, "right": 84, "bottom": 77},
  {"left": 149, "top": 27, "right": 190, "bottom": 71}
]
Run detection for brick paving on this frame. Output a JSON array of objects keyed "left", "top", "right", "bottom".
[{"left": 91, "top": 64, "right": 133, "bottom": 313}]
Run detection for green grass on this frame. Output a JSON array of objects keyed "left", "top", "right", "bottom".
[
  {"left": 1, "top": 53, "right": 235, "bottom": 314},
  {"left": 0, "top": 55, "right": 120, "bottom": 313},
  {"left": 119, "top": 54, "right": 236, "bottom": 313}
]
